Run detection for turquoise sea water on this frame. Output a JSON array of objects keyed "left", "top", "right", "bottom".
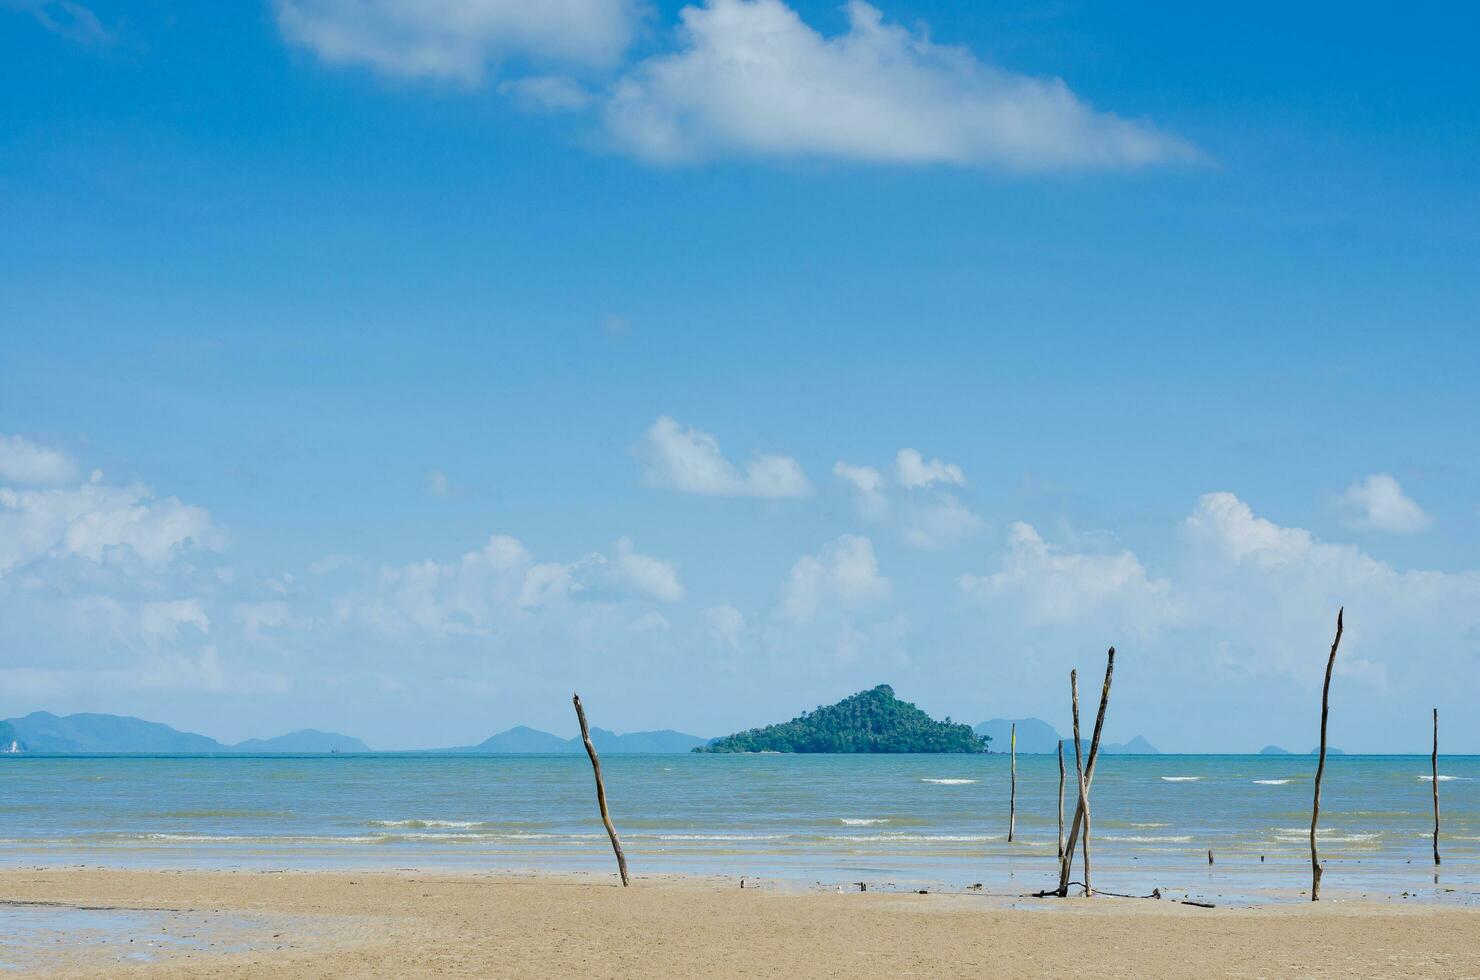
[{"left": 3, "top": 754, "right": 1477, "bottom": 903}]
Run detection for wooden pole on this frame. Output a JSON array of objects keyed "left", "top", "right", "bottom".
[
  {"left": 573, "top": 693, "right": 630, "bottom": 887},
  {"left": 1069, "top": 671, "right": 1092, "bottom": 896},
  {"left": 1008, "top": 723, "right": 1017, "bottom": 843},
  {"left": 1310, "top": 608, "right": 1343, "bottom": 901},
  {"left": 1057, "top": 648, "right": 1115, "bottom": 897},
  {"left": 1056, "top": 739, "right": 1065, "bottom": 863},
  {"left": 1432, "top": 707, "right": 1441, "bottom": 866}
]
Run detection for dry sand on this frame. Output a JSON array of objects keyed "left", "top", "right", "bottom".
[{"left": 2, "top": 868, "right": 1478, "bottom": 978}]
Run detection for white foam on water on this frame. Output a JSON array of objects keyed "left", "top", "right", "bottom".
[
  {"left": 1160, "top": 776, "right": 1201, "bottom": 782},
  {"left": 369, "top": 819, "right": 480, "bottom": 829},
  {"left": 1253, "top": 779, "right": 1291, "bottom": 785},
  {"left": 1104, "top": 835, "right": 1194, "bottom": 843},
  {"left": 839, "top": 818, "right": 889, "bottom": 826},
  {"left": 1130, "top": 822, "right": 1169, "bottom": 829},
  {"left": 651, "top": 834, "right": 791, "bottom": 842},
  {"left": 1419, "top": 775, "right": 1464, "bottom": 782},
  {"left": 836, "top": 833, "right": 1001, "bottom": 843},
  {"left": 921, "top": 778, "right": 976, "bottom": 785}
]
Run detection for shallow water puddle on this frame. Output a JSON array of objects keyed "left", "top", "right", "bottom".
[{"left": 0, "top": 903, "right": 289, "bottom": 972}]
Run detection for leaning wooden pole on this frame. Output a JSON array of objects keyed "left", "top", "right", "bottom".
[
  {"left": 1069, "top": 671, "right": 1092, "bottom": 896},
  {"left": 1432, "top": 707, "right": 1441, "bottom": 866},
  {"left": 1056, "top": 739, "right": 1065, "bottom": 862},
  {"left": 1057, "top": 647, "right": 1115, "bottom": 897},
  {"left": 573, "top": 693, "right": 630, "bottom": 887},
  {"left": 1008, "top": 723, "right": 1017, "bottom": 843},
  {"left": 1310, "top": 608, "right": 1343, "bottom": 901}
]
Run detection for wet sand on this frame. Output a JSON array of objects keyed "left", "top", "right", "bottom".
[{"left": 3, "top": 867, "right": 1478, "bottom": 977}]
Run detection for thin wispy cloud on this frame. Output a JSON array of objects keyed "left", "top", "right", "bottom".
[{"left": 273, "top": 0, "right": 641, "bottom": 85}]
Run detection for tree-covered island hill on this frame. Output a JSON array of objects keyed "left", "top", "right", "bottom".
[{"left": 697, "top": 684, "right": 990, "bottom": 754}]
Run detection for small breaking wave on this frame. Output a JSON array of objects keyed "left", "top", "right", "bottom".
[
  {"left": 369, "top": 819, "right": 480, "bottom": 829},
  {"left": 839, "top": 818, "right": 889, "bottom": 826},
  {"left": 1160, "top": 776, "right": 1201, "bottom": 782},
  {"left": 921, "top": 778, "right": 976, "bottom": 785},
  {"left": 1104, "top": 834, "right": 1194, "bottom": 844},
  {"left": 1253, "top": 779, "right": 1291, "bottom": 785},
  {"left": 1419, "top": 775, "right": 1464, "bottom": 782}
]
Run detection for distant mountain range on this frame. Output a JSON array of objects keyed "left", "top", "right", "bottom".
[
  {"left": 1, "top": 712, "right": 370, "bottom": 754},
  {"left": 2, "top": 705, "right": 1166, "bottom": 755},
  {"left": 0, "top": 711, "right": 705, "bottom": 755},
  {"left": 974, "top": 718, "right": 1160, "bottom": 754}
]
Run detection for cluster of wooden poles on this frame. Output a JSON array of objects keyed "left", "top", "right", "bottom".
[{"left": 575, "top": 607, "right": 1445, "bottom": 900}]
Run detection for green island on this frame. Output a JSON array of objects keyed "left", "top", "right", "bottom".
[{"left": 697, "top": 684, "right": 990, "bottom": 754}]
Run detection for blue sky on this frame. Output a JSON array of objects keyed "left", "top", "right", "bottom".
[{"left": 2, "top": 0, "right": 1478, "bottom": 751}]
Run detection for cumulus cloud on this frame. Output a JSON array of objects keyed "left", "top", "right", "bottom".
[
  {"left": 895, "top": 448, "right": 964, "bottom": 490},
  {"left": 960, "top": 521, "right": 1174, "bottom": 634},
  {"left": 274, "top": 0, "right": 640, "bottom": 84},
  {"left": 781, "top": 534, "right": 890, "bottom": 623},
  {"left": 833, "top": 461, "right": 888, "bottom": 520},
  {"left": 601, "top": 0, "right": 1193, "bottom": 169},
  {"left": 342, "top": 532, "right": 683, "bottom": 638},
  {"left": 0, "top": 433, "right": 77, "bottom": 485},
  {"left": 901, "top": 493, "right": 985, "bottom": 550},
  {"left": 499, "top": 74, "right": 595, "bottom": 111},
  {"left": 0, "top": 481, "right": 222, "bottom": 575},
  {"left": 641, "top": 416, "right": 810, "bottom": 498},
  {"left": 1338, "top": 474, "right": 1431, "bottom": 533}
]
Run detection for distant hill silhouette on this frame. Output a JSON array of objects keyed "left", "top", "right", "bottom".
[
  {"left": 1260, "top": 745, "right": 1292, "bottom": 755},
  {"left": 975, "top": 718, "right": 1061, "bottom": 753},
  {"left": 2, "top": 712, "right": 367, "bottom": 754},
  {"left": 1100, "top": 735, "right": 1159, "bottom": 754},
  {"left": 450, "top": 726, "right": 706, "bottom": 754}
]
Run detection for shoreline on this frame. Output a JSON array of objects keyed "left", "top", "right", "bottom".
[{"left": 3, "top": 866, "right": 1480, "bottom": 977}]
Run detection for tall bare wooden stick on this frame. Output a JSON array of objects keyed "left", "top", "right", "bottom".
[
  {"left": 573, "top": 693, "right": 630, "bottom": 887},
  {"left": 1068, "top": 671, "right": 1092, "bottom": 896},
  {"left": 1057, "top": 647, "right": 1115, "bottom": 897},
  {"left": 1008, "top": 723, "right": 1017, "bottom": 843},
  {"left": 1310, "top": 608, "right": 1342, "bottom": 901},
  {"left": 1432, "top": 707, "right": 1441, "bottom": 866},
  {"left": 1056, "top": 739, "right": 1065, "bottom": 862}
]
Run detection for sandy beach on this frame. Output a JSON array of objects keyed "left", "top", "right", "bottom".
[{"left": 2, "top": 868, "right": 1477, "bottom": 978}]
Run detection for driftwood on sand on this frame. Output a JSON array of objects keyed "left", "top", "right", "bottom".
[
  {"left": 1069, "top": 670, "right": 1092, "bottom": 896},
  {"left": 1310, "top": 608, "right": 1343, "bottom": 901},
  {"left": 1057, "top": 648, "right": 1115, "bottom": 898},
  {"left": 1008, "top": 723, "right": 1017, "bottom": 843},
  {"left": 1056, "top": 740, "right": 1065, "bottom": 862},
  {"left": 573, "top": 693, "right": 630, "bottom": 887},
  {"left": 1433, "top": 707, "right": 1441, "bottom": 866}
]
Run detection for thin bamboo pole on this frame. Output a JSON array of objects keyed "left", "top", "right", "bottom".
[
  {"left": 1056, "top": 740, "right": 1065, "bottom": 863},
  {"left": 1008, "top": 723, "right": 1017, "bottom": 843},
  {"left": 1057, "top": 648, "right": 1115, "bottom": 897},
  {"left": 1433, "top": 707, "right": 1441, "bottom": 866},
  {"left": 1310, "top": 608, "right": 1343, "bottom": 901},
  {"left": 573, "top": 693, "right": 630, "bottom": 887},
  {"left": 1069, "top": 671, "right": 1092, "bottom": 896}
]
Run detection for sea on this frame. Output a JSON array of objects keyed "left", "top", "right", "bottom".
[{"left": 3, "top": 753, "right": 1477, "bottom": 905}]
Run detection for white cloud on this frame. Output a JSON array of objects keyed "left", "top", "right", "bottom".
[
  {"left": 960, "top": 521, "right": 1174, "bottom": 634},
  {"left": 0, "top": 433, "right": 77, "bottom": 485},
  {"left": 781, "top": 534, "right": 890, "bottom": 623},
  {"left": 704, "top": 602, "right": 745, "bottom": 650},
  {"left": 583, "top": 537, "right": 686, "bottom": 603},
  {"left": 343, "top": 532, "right": 683, "bottom": 638},
  {"left": 601, "top": 0, "right": 1193, "bottom": 169},
  {"left": 895, "top": 448, "right": 965, "bottom": 489},
  {"left": 833, "top": 461, "right": 888, "bottom": 520},
  {"left": 3, "top": 0, "right": 114, "bottom": 46},
  {"left": 0, "top": 481, "right": 222, "bottom": 575},
  {"left": 499, "top": 74, "right": 595, "bottom": 111},
  {"left": 901, "top": 493, "right": 984, "bottom": 550},
  {"left": 1338, "top": 474, "right": 1431, "bottom": 533},
  {"left": 641, "top": 416, "right": 810, "bottom": 498},
  {"left": 275, "top": 0, "right": 641, "bottom": 84}
]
